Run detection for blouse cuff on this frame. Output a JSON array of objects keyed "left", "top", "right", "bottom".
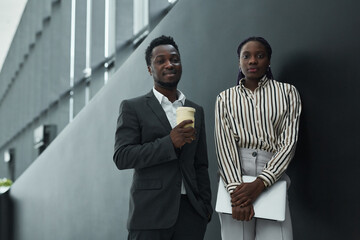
[
  {"left": 226, "top": 182, "right": 241, "bottom": 193},
  {"left": 258, "top": 170, "right": 276, "bottom": 188}
]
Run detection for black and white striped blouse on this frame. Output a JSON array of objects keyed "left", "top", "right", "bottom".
[{"left": 215, "top": 76, "right": 302, "bottom": 192}]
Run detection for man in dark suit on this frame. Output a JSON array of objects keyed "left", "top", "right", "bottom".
[{"left": 113, "top": 35, "right": 212, "bottom": 240}]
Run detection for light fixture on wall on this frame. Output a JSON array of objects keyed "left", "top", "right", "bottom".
[
  {"left": 33, "top": 125, "right": 57, "bottom": 155},
  {"left": 104, "top": 57, "right": 115, "bottom": 70},
  {"left": 4, "top": 148, "right": 15, "bottom": 163},
  {"left": 83, "top": 67, "right": 92, "bottom": 79}
]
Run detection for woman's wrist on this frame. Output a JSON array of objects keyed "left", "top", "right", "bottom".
[{"left": 256, "top": 177, "right": 267, "bottom": 191}]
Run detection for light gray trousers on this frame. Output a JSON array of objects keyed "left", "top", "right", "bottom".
[{"left": 219, "top": 148, "right": 293, "bottom": 240}]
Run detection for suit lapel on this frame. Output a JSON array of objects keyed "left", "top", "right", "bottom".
[{"left": 145, "top": 91, "right": 172, "bottom": 131}]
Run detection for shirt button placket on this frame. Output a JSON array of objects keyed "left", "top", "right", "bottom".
[
  {"left": 252, "top": 151, "right": 257, "bottom": 176},
  {"left": 255, "top": 95, "right": 260, "bottom": 126}
]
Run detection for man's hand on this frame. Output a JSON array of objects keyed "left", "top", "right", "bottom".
[
  {"left": 170, "top": 120, "right": 196, "bottom": 149},
  {"left": 232, "top": 204, "right": 254, "bottom": 221},
  {"left": 231, "top": 178, "right": 265, "bottom": 208}
]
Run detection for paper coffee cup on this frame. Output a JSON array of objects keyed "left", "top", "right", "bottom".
[{"left": 176, "top": 107, "right": 196, "bottom": 128}]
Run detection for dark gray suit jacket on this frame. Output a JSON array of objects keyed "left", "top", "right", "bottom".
[{"left": 113, "top": 90, "right": 212, "bottom": 230}]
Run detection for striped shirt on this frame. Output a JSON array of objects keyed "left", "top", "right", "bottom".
[{"left": 215, "top": 76, "right": 302, "bottom": 192}]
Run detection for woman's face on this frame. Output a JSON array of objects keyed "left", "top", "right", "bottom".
[{"left": 239, "top": 41, "right": 270, "bottom": 81}]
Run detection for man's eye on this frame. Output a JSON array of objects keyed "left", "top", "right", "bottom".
[
  {"left": 172, "top": 58, "right": 180, "bottom": 63},
  {"left": 156, "top": 59, "right": 164, "bottom": 64},
  {"left": 242, "top": 55, "right": 248, "bottom": 59}
]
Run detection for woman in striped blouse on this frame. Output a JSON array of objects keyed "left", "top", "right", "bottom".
[{"left": 215, "top": 37, "right": 301, "bottom": 240}]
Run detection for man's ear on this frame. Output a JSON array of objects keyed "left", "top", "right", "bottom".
[{"left": 147, "top": 66, "right": 152, "bottom": 75}]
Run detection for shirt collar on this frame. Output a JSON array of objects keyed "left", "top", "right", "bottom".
[
  {"left": 152, "top": 87, "right": 186, "bottom": 105},
  {"left": 239, "top": 75, "right": 269, "bottom": 89}
]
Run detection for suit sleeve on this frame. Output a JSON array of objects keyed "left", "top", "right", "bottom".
[
  {"left": 113, "top": 100, "right": 178, "bottom": 170},
  {"left": 194, "top": 107, "right": 213, "bottom": 219}
]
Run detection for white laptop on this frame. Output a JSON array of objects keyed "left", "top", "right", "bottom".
[{"left": 215, "top": 176, "right": 287, "bottom": 221}]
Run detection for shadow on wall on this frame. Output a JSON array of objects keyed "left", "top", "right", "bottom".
[{"left": 278, "top": 52, "right": 360, "bottom": 239}]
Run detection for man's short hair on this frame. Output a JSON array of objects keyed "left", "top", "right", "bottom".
[{"left": 145, "top": 35, "right": 180, "bottom": 66}]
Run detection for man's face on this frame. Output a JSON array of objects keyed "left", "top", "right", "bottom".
[
  {"left": 148, "top": 44, "right": 182, "bottom": 89},
  {"left": 239, "top": 41, "right": 270, "bottom": 81}
]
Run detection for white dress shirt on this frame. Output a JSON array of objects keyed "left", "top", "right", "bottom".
[{"left": 153, "top": 87, "right": 187, "bottom": 194}]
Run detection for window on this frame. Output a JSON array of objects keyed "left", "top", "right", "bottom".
[{"left": 133, "top": 0, "right": 149, "bottom": 36}]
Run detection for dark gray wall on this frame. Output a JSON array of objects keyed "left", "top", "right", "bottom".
[
  {"left": 8, "top": 0, "right": 360, "bottom": 239},
  {"left": 0, "top": 191, "right": 13, "bottom": 240}
]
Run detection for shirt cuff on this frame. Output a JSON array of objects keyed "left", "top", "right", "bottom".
[
  {"left": 226, "top": 182, "right": 241, "bottom": 193},
  {"left": 258, "top": 170, "right": 276, "bottom": 188}
]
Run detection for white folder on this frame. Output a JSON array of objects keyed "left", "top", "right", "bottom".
[{"left": 215, "top": 176, "right": 287, "bottom": 221}]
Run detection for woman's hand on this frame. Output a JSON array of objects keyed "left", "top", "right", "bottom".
[
  {"left": 230, "top": 178, "right": 265, "bottom": 207},
  {"left": 232, "top": 204, "right": 254, "bottom": 221}
]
